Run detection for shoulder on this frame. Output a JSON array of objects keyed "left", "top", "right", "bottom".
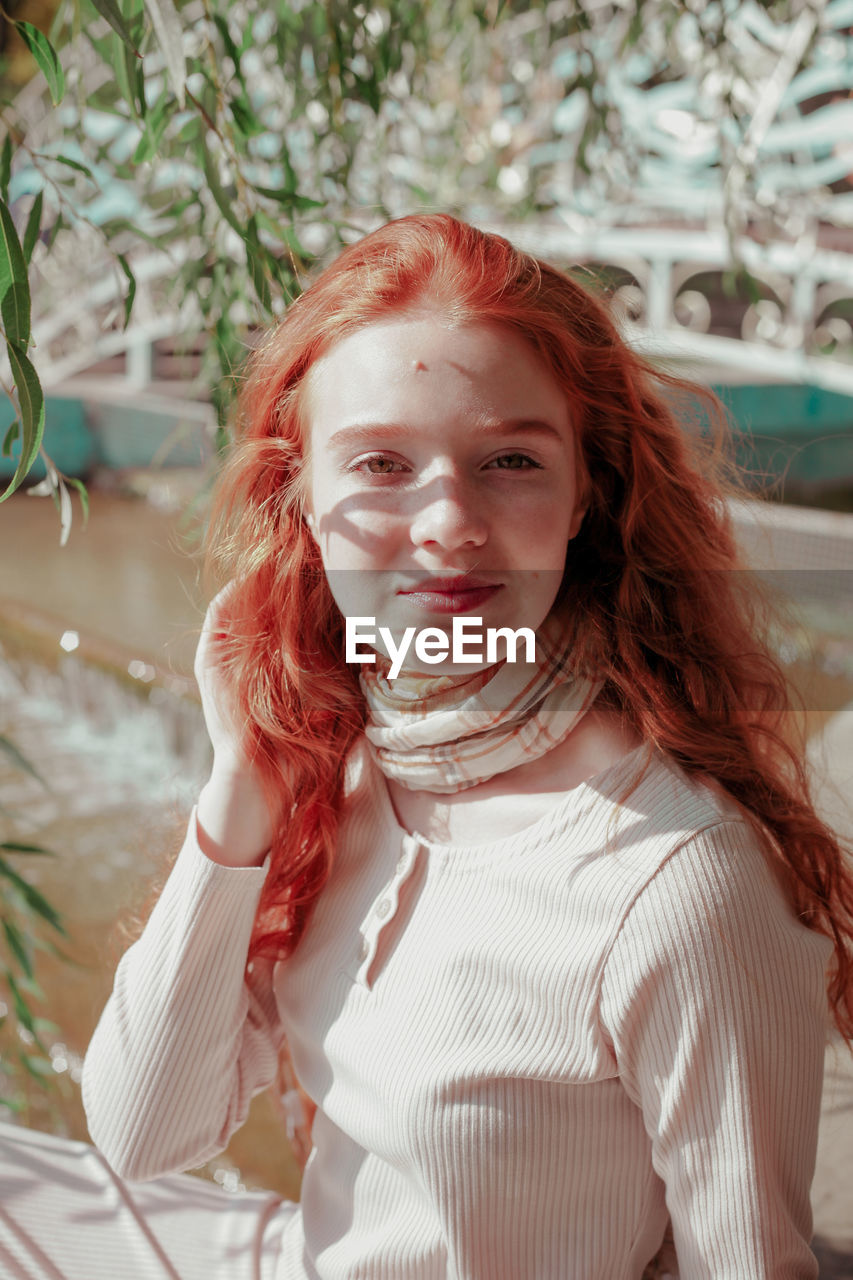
[
  {"left": 612, "top": 815, "right": 805, "bottom": 958},
  {"left": 580, "top": 747, "right": 752, "bottom": 919},
  {"left": 607, "top": 750, "right": 796, "bottom": 939},
  {"left": 600, "top": 802, "right": 832, "bottom": 1054},
  {"left": 595, "top": 751, "right": 832, "bottom": 994},
  {"left": 613, "top": 745, "right": 823, "bottom": 931}
]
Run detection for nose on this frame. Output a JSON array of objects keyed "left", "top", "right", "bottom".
[{"left": 408, "top": 474, "right": 488, "bottom": 553}]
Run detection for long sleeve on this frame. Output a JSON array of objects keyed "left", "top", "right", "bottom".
[
  {"left": 600, "top": 820, "right": 833, "bottom": 1279},
  {"left": 81, "top": 810, "right": 286, "bottom": 1182}
]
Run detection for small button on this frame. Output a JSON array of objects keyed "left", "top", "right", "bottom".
[
  {"left": 358, "top": 937, "right": 370, "bottom": 960},
  {"left": 376, "top": 898, "right": 391, "bottom": 919}
]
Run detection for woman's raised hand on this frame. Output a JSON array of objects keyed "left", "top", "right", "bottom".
[
  {"left": 194, "top": 585, "right": 281, "bottom": 868},
  {"left": 194, "top": 583, "right": 251, "bottom": 767}
]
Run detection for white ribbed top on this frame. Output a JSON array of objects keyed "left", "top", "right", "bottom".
[{"left": 82, "top": 740, "right": 832, "bottom": 1279}]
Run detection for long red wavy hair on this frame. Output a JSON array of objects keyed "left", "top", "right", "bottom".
[{"left": 207, "top": 213, "right": 853, "bottom": 1040}]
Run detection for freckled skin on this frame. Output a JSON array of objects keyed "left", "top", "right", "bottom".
[
  {"left": 302, "top": 315, "right": 586, "bottom": 674},
  {"left": 301, "top": 314, "right": 643, "bottom": 840}
]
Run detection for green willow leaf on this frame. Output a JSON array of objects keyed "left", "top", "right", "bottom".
[
  {"left": 133, "top": 91, "right": 170, "bottom": 164},
  {"left": 253, "top": 208, "right": 289, "bottom": 244},
  {"left": 6, "top": 970, "right": 36, "bottom": 1034},
  {"left": 17, "top": 971, "right": 47, "bottom": 1001},
  {"left": 31, "top": 935, "right": 74, "bottom": 966},
  {"left": 18, "top": 1052, "right": 55, "bottom": 1078},
  {"left": 212, "top": 13, "right": 246, "bottom": 88},
  {"left": 0, "top": 842, "right": 55, "bottom": 855},
  {"left": 56, "top": 471, "right": 73, "bottom": 548},
  {"left": 201, "top": 143, "right": 243, "bottom": 235},
  {"left": 121, "top": 15, "right": 148, "bottom": 118},
  {"left": 142, "top": 0, "right": 186, "bottom": 107},
  {"left": 1, "top": 420, "right": 19, "bottom": 457},
  {"left": 0, "top": 736, "right": 47, "bottom": 786},
  {"left": 22, "top": 192, "right": 43, "bottom": 263},
  {"left": 623, "top": 6, "right": 643, "bottom": 49},
  {"left": 2, "top": 917, "right": 34, "bottom": 979},
  {"left": 112, "top": 31, "right": 144, "bottom": 118},
  {"left": 117, "top": 254, "right": 136, "bottom": 329},
  {"left": 0, "top": 200, "right": 30, "bottom": 346},
  {"left": 280, "top": 145, "right": 299, "bottom": 196},
  {"left": 230, "top": 94, "right": 264, "bottom": 138},
  {"left": 245, "top": 218, "right": 271, "bottom": 312},
  {"left": 32, "top": 1017, "right": 61, "bottom": 1036},
  {"left": 51, "top": 155, "right": 96, "bottom": 181},
  {"left": 14, "top": 21, "right": 66, "bottom": 105},
  {"left": 0, "top": 137, "right": 11, "bottom": 204},
  {"left": 279, "top": 223, "right": 310, "bottom": 262},
  {"left": 0, "top": 858, "right": 65, "bottom": 934},
  {"left": 65, "top": 477, "right": 90, "bottom": 524},
  {"left": 46, "top": 211, "right": 64, "bottom": 250},
  {"left": 99, "top": 218, "right": 163, "bottom": 250},
  {"left": 87, "top": 0, "right": 141, "bottom": 56},
  {"left": 1, "top": 342, "right": 44, "bottom": 500},
  {"left": 176, "top": 117, "right": 201, "bottom": 145},
  {"left": 213, "top": 312, "right": 239, "bottom": 380},
  {"left": 253, "top": 184, "right": 323, "bottom": 212}
]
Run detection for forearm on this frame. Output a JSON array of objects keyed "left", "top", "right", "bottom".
[{"left": 82, "top": 812, "right": 282, "bottom": 1181}]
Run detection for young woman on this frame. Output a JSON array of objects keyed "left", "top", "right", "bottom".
[{"left": 2, "top": 213, "right": 851, "bottom": 1279}]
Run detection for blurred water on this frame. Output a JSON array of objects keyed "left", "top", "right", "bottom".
[
  {"left": 2, "top": 650, "right": 206, "bottom": 809},
  {"left": 0, "top": 647, "right": 208, "bottom": 913},
  {"left": 0, "top": 640, "right": 301, "bottom": 1198}
]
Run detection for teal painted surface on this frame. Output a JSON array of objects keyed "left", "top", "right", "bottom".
[
  {"left": 0, "top": 397, "right": 209, "bottom": 481},
  {"left": 711, "top": 383, "right": 853, "bottom": 436},
  {"left": 670, "top": 382, "right": 853, "bottom": 488},
  {"left": 1, "top": 383, "right": 850, "bottom": 488},
  {"left": 0, "top": 398, "right": 95, "bottom": 482},
  {"left": 91, "top": 402, "right": 209, "bottom": 469},
  {"left": 710, "top": 383, "right": 853, "bottom": 487}
]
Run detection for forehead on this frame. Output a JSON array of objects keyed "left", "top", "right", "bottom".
[{"left": 302, "top": 314, "right": 570, "bottom": 434}]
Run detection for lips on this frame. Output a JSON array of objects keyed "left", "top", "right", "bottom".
[
  {"left": 401, "top": 575, "right": 497, "bottom": 593},
  {"left": 397, "top": 576, "right": 503, "bottom": 614}
]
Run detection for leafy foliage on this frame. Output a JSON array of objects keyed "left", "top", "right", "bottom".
[
  {"left": 0, "top": 736, "right": 65, "bottom": 1102},
  {"left": 1, "top": 0, "right": 512, "bottom": 506},
  {"left": 1, "top": 0, "right": 851, "bottom": 519},
  {"left": 13, "top": 21, "right": 66, "bottom": 106}
]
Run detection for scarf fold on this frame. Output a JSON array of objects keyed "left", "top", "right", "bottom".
[{"left": 359, "top": 606, "right": 602, "bottom": 793}]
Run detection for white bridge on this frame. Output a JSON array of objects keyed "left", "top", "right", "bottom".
[
  {"left": 30, "top": 221, "right": 853, "bottom": 401},
  {"left": 13, "top": 0, "right": 853, "bottom": 401}
]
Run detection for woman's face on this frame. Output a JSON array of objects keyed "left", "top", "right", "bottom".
[{"left": 302, "top": 313, "right": 585, "bottom": 674}]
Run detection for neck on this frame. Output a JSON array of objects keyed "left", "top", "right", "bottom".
[{"left": 384, "top": 700, "right": 645, "bottom": 845}]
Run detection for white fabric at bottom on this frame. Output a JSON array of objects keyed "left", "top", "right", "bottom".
[{"left": 0, "top": 1122, "right": 299, "bottom": 1280}]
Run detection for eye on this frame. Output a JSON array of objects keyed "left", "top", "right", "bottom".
[
  {"left": 485, "top": 452, "right": 542, "bottom": 470},
  {"left": 347, "top": 454, "right": 407, "bottom": 475}
]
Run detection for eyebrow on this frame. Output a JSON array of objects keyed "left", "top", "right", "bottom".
[{"left": 327, "top": 419, "right": 565, "bottom": 450}]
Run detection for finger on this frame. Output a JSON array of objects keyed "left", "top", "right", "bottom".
[{"left": 202, "top": 581, "right": 240, "bottom": 635}]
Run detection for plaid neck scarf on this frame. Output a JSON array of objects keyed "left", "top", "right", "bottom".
[{"left": 359, "top": 607, "right": 602, "bottom": 794}]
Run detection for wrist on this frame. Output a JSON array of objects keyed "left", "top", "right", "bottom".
[{"left": 196, "top": 761, "right": 278, "bottom": 868}]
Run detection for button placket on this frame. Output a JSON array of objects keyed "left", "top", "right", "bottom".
[{"left": 352, "top": 835, "right": 423, "bottom": 988}]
